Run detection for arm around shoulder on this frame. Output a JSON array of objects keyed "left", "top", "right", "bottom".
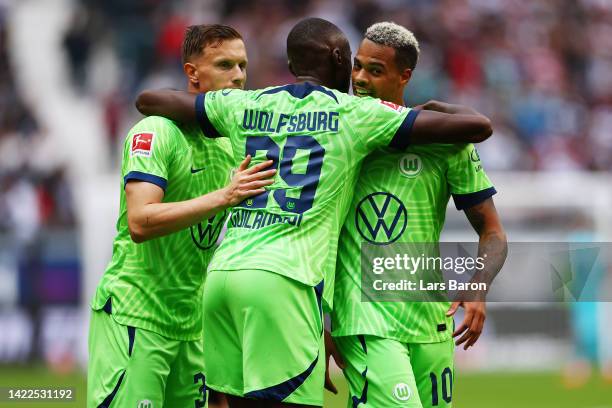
[
  {"left": 135, "top": 89, "right": 198, "bottom": 124},
  {"left": 410, "top": 109, "right": 493, "bottom": 144}
]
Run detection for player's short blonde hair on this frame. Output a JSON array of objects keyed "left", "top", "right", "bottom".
[{"left": 364, "top": 22, "right": 420, "bottom": 70}]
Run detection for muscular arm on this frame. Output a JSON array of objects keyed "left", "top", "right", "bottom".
[
  {"left": 126, "top": 157, "right": 275, "bottom": 243},
  {"left": 135, "top": 91, "right": 493, "bottom": 144},
  {"left": 449, "top": 197, "right": 507, "bottom": 349},
  {"left": 415, "top": 100, "right": 482, "bottom": 116},
  {"left": 126, "top": 182, "right": 227, "bottom": 243},
  {"left": 410, "top": 100, "right": 493, "bottom": 144},
  {"left": 465, "top": 197, "right": 508, "bottom": 287},
  {"left": 135, "top": 90, "right": 197, "bottom": 124}
]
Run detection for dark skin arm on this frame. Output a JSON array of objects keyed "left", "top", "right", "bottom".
[
  {"left": 415, "top": 100, "right": 481, "bottom": 115},
  {"left": 136, "top": 89, "right": 198, "bottom": 124},
  {"left": 446, "top": 197, "right": 508, "bottom": 349},
  {"left": 136, "top": 92, "right": 492, "bottom": 144},
  {"left": 411, "top": 100, "right": 493, "bottom": 144}
]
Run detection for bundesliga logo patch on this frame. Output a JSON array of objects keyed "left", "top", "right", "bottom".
[
  {"left": 379, "top": 100, "right": 406, "bottom": 113},
  {"left": 131, "top": 132, "right": 154, "bottom": 157}
]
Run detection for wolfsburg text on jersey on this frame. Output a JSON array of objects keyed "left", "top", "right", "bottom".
[{"left": 242, "top": 109, "right": 339, "bottom": 133}]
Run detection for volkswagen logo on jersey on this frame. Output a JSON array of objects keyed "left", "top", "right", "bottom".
[
  {"left": 393, "top": 383, "right": 412, "bottom": 401},
  {"left": 398, "top": 153, "right": 422, "bottom": 177},
  {"left": 190, "top": 210, "right": 226, "bottom": 250},
  {"left": 355, "top": 192, "right": 407, "bottom": 244}
]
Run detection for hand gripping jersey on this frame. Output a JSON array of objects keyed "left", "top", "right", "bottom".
[{"left": 91, "top": 116, "right": 233, "bottom": 340}]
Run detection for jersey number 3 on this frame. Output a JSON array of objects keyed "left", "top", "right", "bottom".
[{"left": 240, "top": 135, "right": 325, "bottom": 214}]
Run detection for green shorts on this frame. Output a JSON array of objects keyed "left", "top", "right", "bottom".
[
  {"left": 334, "top": 335, "right": 454, "bottom": 408},
  {"left": 202, "top": 269, "right": 325, "bottom": 406},
  {"left": 87, "top": 307, "right": 207, "bottom": 408}
]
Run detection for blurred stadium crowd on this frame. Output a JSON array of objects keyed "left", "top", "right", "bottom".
[
  {"left": 63, "top": 0, "right": 612, "bottom": 171},
  {"left": 1, "top": 1, "right": 79, "bottom": 364},
  {"left": 1, "top": 5, "right": 76, "bottom": 239}
]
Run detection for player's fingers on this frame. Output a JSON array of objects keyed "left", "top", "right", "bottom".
[
  {"left": 325, "top": 382, "right": 338, "bottom": 394},
  {"left": 244, "top": 168, "right": 277, "bottom": 181},
  {"left": 455, "top": 312, "right": 474, "bottom": 341},
  {"left": 446, "top": 301, "right": 460, "bottom": 316},
  {"left": 452, "top": 310, "right": 473, "bottom": 337},
  {"left": 332, "top": 349, "right": 346, "bottom": 370},
  {"left": 464, "top": 331, "right": 480, "bottom": 350},
  {"left": 241, "top": 180, "right": 275, "bottom": 191},
  {"left": 452, "top": 322, "right": 468, "bottom": 338},
  {"left": 455, "top": 330, "right": 471, "bottom": 347},
  {"left": 241, "top": 188, "right": 266, "bottom": 198},
  {"left": 472, "top": 315, "right": 485, "bottom": 339},
  {"left": 325, "top": 374, "right": 338, "bottom": 394},
  {"left": 244, "top": 159, "right": 274, "bottom": 174},
  {"left": 464, "top": 316, "right": 484, "bottom": 350},
  {"left": 238, "top": 155, "right": 252, "bottom": 171},
  {"left": 464, "top": 331, "right": 481, "bottom": 350}
]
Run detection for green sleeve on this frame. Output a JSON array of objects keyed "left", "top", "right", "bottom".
[
  {"left": 122, "top": 116, "right": 180, "bottom": 191},
  {"left": 196, "top": 89, "right": 245, "bottom": 138},
  {"left": 446, "top": 144, "right": 496, "bottom": 210},
  {"left": 350, "top": 96, "right": 420, "bottom": 152}
]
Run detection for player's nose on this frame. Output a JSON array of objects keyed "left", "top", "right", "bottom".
[
  {"left": 352, "top": 70, "right": 368, "bottom": 86},
  {"left": 232, "top": 66, "right": 246, "bottom": 87}
]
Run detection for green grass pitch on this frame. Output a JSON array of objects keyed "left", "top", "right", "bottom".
[{"left": 0, "top": 366, "right": 610, "bottom": 407}]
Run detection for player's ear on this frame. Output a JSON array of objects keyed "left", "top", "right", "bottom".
[
  {"left": 399, "top": 68, "right": 412, "bottom": 86},
  {"left": 332, "top": 47, "right": 343, "bottom": 66},
  {"left": 183, "top": 62, "right": 199, "bottom": 86}
]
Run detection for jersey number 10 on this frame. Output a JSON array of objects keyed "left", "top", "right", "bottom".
[
  {"left": 430, "top": 367, "right": 453, "bottom": 405},
  {"left": 240, "top": 135, "right": 325, "bottom": 214}
]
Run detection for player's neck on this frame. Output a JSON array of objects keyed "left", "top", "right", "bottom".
[
  {"left": 388, "top": 92, "right": 405, "bottom": 107},
  {"left": 295, "top": 76, "right": 324, "bottom": 86},
  {"left": 187, "top": 83, "right": 198, "bottom": 94},
  {"left": 390, "top": 98, "right": 405, "bottom": 107}
]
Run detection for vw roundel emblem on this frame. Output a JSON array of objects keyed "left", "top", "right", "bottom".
[
  {"left": 355, "top": 192, "right": 407, "bottom": 245},
  {"left": 190, "top": 210, "right": 226, "bottom": 250}
]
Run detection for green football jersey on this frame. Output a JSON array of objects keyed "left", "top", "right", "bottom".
[
  {"left": 196, "top": 83, "right": 419, "bottom": 308},
  {"left": 91, "top": 116, "right": 233, "bottom": 341},
  {"left": 331, "top": 143, "right": 496, "bottom": 343}
]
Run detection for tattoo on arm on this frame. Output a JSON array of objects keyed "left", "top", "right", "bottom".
[{"left": 465, "top": 198, "right": 508, "bottom": 289}]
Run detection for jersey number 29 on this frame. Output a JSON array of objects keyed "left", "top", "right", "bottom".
[{"left": 240, "top": 135, "right": 325, "bottom": 214}]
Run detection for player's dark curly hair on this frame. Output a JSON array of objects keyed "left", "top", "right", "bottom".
[{"left": 182, "top": 24, "right": 243, "bottom": 64}]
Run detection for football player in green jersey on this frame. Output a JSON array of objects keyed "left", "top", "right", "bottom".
[
  {"left": 329, "top": 22, "right": 508, "bottom": 408},
  {"left": 87, "top": 25, "right": 276, "bottom": 408},
  {"left": 135, "top": 17, "right": 493, "bottom": 408}
]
